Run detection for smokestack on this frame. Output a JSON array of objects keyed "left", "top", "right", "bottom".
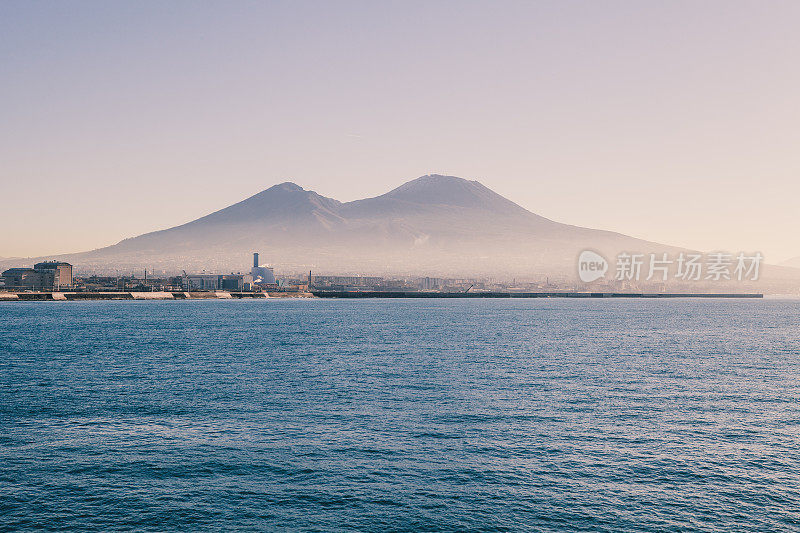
[{"left": 253, "top": 252, "right": 259, "bottom": 268}]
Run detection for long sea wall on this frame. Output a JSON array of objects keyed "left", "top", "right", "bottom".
[{"left": 0, "top": 291, "right": 312, "bottom": 301}]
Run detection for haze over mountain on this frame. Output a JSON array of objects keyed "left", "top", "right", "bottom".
[
  {"left": 6, "top": 175, "right": 692, "bottom": 278},
  {"left": 782, "top": 256, "right": 800, "bottom": 269}
]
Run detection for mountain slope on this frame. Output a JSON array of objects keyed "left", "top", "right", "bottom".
[
  {"left": 781, "top": 256, "right": 800, "bottom": 269},
  {"left": 8, "top": 175, "right": 682, "bottom": 276},
  {"left": 109, "top": 182, "right": 345, "bottom": 253}
]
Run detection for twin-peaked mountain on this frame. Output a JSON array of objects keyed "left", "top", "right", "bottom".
[{"left": 52, "top": 175, "right": 673, "bottom": 276}]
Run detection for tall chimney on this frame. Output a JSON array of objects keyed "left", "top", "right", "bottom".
[{"left": 253, "top": 252, "right": 259, "bottom": 268}]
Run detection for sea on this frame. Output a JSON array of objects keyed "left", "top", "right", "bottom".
[{"left": 1, "top": 298, "right": 799, "bottom": 531}]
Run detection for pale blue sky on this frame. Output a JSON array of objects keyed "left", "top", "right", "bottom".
[{"left": 2, "top": 1, "right": 799, "bottom": 261}]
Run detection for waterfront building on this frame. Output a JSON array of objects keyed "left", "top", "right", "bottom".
[
  {"left": 419, "top": 277, "right": 444, "bottom": 290},
  {"left": 33, "top": 262, "right": 73, "bottom": 289},
  {"left": 1, "top": 261, "right": 73, "bottom": 290},
  {"left": 2, "top": 268, "right": 45, "bottom": 289},
  {"left": 182, "top": 274, "right": 244, "bottom": 291},
  {"left": 219, "top": 274, "right": 244, "bottom": 291},
  {"left": 310, "top": 275, "right": 384, "bottom": 290},
  {"left": 183, "top": 274, "right": 222, "bottom": 291},
  {"left": 251, "top": 252, "right": 276, "bottom": 285}
]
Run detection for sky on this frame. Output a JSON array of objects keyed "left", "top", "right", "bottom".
[{"left": 2, "top": 1, "right": 799, "bottom": 263}]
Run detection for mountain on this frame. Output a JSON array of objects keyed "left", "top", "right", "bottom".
[
  {"left": 781, "top": 256, "right": 800, "bottom": 269},
  {"left": 1, "top": 175, "right": 688, "bottom": 276}
]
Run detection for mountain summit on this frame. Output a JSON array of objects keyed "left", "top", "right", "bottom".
[
  {"left": 28, "top": 175, "right": 672, "bottom": 276},
  {"left": 381, "top": 174, "right": 521, "bottom": 210},
  {"left": 175, "top": 182, "right": 342, "bottom": 227}
]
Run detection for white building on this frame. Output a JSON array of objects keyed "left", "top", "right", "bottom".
[{"left": 251, "top": 252, "right": 276, "bottom": 284}]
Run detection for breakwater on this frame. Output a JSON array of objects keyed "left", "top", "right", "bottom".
[
  {"left": 0, "top": 291, "right": 311, "bottom": 301},
  {"left": 0, "top": 290, "right": 764, "bottom": 301},
  {"left": 312, "top": 291, "right": 764, "bottom": 299}
]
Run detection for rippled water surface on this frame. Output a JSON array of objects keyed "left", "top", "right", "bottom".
[{"left": 1, "top": 298, "right": 799, "bottom": 531}]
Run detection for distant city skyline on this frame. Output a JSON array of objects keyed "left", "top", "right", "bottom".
[{"left": 2, "top": 1, "right": 799, "bottom": 262}]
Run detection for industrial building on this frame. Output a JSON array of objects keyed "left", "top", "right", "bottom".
[
  {"left": 1, "top": 261, "right": 73, "bottom": 290},
  {"left": 179, "top": 254, "right": 273, "bottom": 291},
  {"left": 182, "top": 274, "right": 244, "bottom": 291},
  {"left": 251, "top": 252, "right": 276, "bottom": 285}
]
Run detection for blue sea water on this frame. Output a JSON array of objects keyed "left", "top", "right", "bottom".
[{"left": 1, "top": 298, "right": 799, "bottom": 532}]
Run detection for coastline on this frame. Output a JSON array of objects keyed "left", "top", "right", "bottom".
[
  {"left": 0, "top": 290, "right": 764, "bottom": 301},
  {"left": 0, "top": 291, "right": 313, "bottom": 301}
]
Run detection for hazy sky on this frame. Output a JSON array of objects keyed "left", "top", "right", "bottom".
[{"left": 2, "top": 1, "right": 799, "bottom": 262}]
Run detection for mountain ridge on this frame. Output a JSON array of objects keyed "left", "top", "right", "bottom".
[
  {"left": 781, "top": 256, "right": 800, "bottom": 269},
  {"left": 2, "top": 174, "right": 690, "bottom": 276}
]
